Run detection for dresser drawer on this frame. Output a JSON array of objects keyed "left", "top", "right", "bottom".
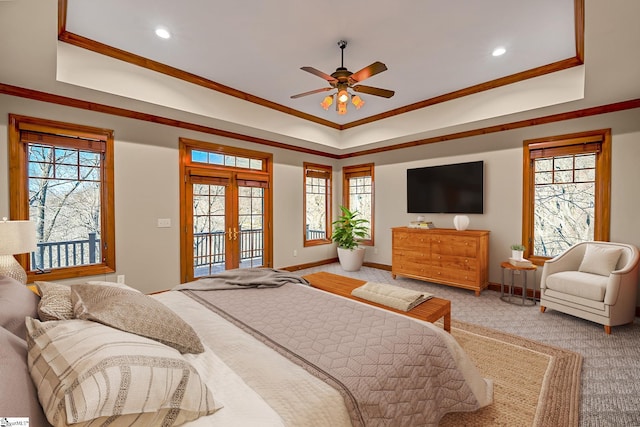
[
  {"left": 430, "top": 268, "right": 478, "bottom": 286},
  {"left": 431, "top": 254, "right": 478, "bottom": 272},
  {"left": 431, "top": 236, "right": 477, "bottom": 257},
  {"left": 393, "top": 232, "right": 430, "bottom": 250}
]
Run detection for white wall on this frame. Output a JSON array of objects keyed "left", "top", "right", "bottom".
[{"left": 2, "top": 94, "right": 640, "bottom": 298}]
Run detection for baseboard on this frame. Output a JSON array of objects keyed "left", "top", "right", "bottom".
[
  {"left": 281, "top": 258, "right": 338, "bottom": 272},
  {"left": 487, "top": 281, "right": 541, "bottom": 300},
  {"left": 362, "top": 261, "right": 391, "bottom": 271},
  {"left": 282, "top": 259, "right": 391, "bottom": 272}
]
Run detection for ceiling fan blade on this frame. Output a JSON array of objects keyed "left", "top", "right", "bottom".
[
  {"left": 301, "top": 66, "right": 338, "bottom": 84},
  {"left": 290, "top": 87, "right": 333, "bottom": 99},
  {"left": 353, "top": 85, "right": 395, "bottom": 98},
  {"left": 349, "top": 61, "right": 388, "bottom": 84}
]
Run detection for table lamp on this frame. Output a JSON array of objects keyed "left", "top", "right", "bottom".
[{"left": 0, "top": 217, "right": 37, "bottom": 284}]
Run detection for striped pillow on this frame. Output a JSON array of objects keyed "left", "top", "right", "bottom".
[{"left": 26, "top": 317, "right": 220, "bottom": 426}]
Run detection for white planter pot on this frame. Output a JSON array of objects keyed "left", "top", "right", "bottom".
[
  {"left": 337, "top": 246, "right": 366, "bottom": 272},
  {"left": 511, "top": 250, "right": 524, "bottom": 260}
]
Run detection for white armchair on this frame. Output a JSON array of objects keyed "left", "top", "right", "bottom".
[{"left": 540, "top": 241, "right": 640, "bottom": 334}]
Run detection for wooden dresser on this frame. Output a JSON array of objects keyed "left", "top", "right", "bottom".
[{"left": 391, "top": 227, "right": 490, "bottom": 296}]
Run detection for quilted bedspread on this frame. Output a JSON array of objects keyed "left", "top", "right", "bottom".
[{"left": 181, "top": 283, "right": 492, "bottom": 426}]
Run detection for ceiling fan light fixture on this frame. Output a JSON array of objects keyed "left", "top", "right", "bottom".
[
  {"left": 337, "top": 89, "right": 349, "bottom": 103},
  {"left": 351, "top": 95, "right": 365, "bottom": 109},
  {"left": 320, "top": 95, "right": 333, "bottom": 110},
  {"left": 292, "top": 40, "right": 393, "bottom": 115}
]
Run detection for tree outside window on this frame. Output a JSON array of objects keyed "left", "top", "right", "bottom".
[
  {"left": 304, "top": 163, "right": 332, "bottom": 246},
  {"left": 343, "top": 164, "right": 374, "bottom": 245},
  {"left": 523, "top": 129, "right": 611, "bottom": 263}
]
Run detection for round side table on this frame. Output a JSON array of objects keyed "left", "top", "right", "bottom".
[{"left": 500, "top": 261, "right": 537, "bottom": 306}]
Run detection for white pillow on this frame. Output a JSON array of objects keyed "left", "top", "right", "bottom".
[
  {"left": 25, "top": 317, "right": 220, "bottom": 426},
  {"left": 578, "top": 244, "right": 623, "bottom": 276}
]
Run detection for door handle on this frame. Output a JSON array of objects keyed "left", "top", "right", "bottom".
[
  {"left": 228, "top": 228, "right": 233, "bottom": 241},
  {"left": 233, "top": 228, "right": 238, "bottom": 240}
]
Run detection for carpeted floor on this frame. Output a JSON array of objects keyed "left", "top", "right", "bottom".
[{"left": 294, "top": 263, "right": 640, "bottom": 427}]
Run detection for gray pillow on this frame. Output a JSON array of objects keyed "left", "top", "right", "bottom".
[
  {"left": 0, "top": 327, "right": 51, "bottom": 425},
  {"left": 36, "top": 280, "right": 143, "bottom": 321},
  {"left": 35, "top": 281, "right": 74, "bottom": 321},
  {"left": 0, "top": 275, "right": 39, "bottom": 338},
  {"left": 71, "top": 284, "right": 204, "bottom": 354}
]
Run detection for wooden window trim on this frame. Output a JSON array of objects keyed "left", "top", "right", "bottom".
[
  {"left": 342, "top": 163, "right": 375, "bottom": 246},
  {"left": 8, "top": 114, "right": 116, "bottom": 282},
  {"left": 303, "top": 162, "right": 332, "bottom": 247},
  {"left": 522, "top": 129, "right": 611, "bottom": 265}
]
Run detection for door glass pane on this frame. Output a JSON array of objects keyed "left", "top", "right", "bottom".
[
  {"left": 238, "top": 185, "right": 264, "bottom": 268},
  {"left": 193, "top": 184, "right": 226, "bottom": 277}
]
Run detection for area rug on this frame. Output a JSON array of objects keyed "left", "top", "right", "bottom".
[{"left": 440, "top": 319, "right": 582, "bottom": 427}]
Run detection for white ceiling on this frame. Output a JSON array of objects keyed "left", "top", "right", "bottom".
[{"left": 64, "top": 0, "right": 577, "bottom": 127}]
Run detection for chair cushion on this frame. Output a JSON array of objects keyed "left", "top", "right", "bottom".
[
  {"left": 546, "top": 271, "right": 608, "bottom": 302},
  {"left": 578, "top": 244, "right": 623, "bottom": 276}
]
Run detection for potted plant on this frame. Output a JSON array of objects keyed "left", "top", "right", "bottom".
[
  {"left": 332, "top": 206, "right": 370, "bottom": 271},
  {"left": 510, "top": 244, "right": 525, "bottom": 260}
]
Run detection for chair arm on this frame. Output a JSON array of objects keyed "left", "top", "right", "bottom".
[{"left": 604, "top": 252, "right": 640, "bottom": 306}]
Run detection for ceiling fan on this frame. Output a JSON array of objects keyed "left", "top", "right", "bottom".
[{"left": 291, "top": 40, "right": 394, "bottom": 113}]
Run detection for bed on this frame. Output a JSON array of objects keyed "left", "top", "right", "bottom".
[{"left": 1, "top": 269, "right": 493, "bottom": 426}]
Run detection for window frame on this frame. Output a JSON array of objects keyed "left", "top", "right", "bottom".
[
  {"left": 303, "top": 162, "right": 332, "bottom": 247},
  {"left": 342, "top": 163, "right": 374, "bottom": 246},
  {"left": 8, "top": 114, "right": 116, "bottom": 282},
  {"left": 522, "top": 129, "right": 611, "bottom": 265}
]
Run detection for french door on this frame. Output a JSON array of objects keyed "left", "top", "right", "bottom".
[{"left": 180, "top": 139, "right": 272, "bottom": 283}]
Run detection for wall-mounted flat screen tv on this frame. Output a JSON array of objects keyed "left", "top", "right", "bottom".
[{"left": 407, "top": 161, "right": 484, "bottom": 214}]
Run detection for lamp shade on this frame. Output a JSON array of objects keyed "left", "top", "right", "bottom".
[{"left": 0, "top": 219, "right": 37, "bottom": 255}]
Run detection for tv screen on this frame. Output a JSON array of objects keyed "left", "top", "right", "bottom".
[{"left": 407, "top": 161, "right": 484, "bottom": 214}]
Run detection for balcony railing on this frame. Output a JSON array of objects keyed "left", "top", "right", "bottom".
[
  {"left": 31, "top": 232, "right": 101, "bottom": 270},
  {"left": 194, "top": 229, "right": 263, "bottom": 267},
  {"left": 306, "top": 228, "right": 327, "bottom": 240}
]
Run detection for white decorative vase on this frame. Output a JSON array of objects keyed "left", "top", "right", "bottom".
[
  {"left": 337, "top": 246, "right": 366, "bottom": 272},
  {"left": 512, "top": 250, "right": 524, "bottom": 260},
  {"left": 453, "top": 215, "right": 470, "bottom": 231}
]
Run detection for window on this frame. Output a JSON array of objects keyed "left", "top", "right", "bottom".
[
  {"left": 304, "top": 163, "right": 332, "bottom": 246},
  {"left": 9, "top": 114, "right": 115, "bottom": 281},
  {"left": 342, "top": 163, "right": 374, "bottom": 245},
  {"left": 522, "top": 129, "right": 611, "bottom": 263}
]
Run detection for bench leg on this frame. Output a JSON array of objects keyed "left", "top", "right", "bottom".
[
  {"left": 540, "top": 306, "right": 546, "bottom": 313},
  {"left": 604, "top": 325, "right": 611, "bottom": 334},
  {"left": 443, "top": 312, "right": 451, "bottom": 333}
]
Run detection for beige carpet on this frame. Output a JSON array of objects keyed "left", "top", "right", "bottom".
[{"left": 440, "top": 319, "right": 583, "bottom": 427}]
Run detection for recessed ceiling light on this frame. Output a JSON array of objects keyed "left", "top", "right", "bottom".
[
  {"left": 155, "top": 27, "right": 171, "bottom": 39},
  {"left": 492, "top": 47, "right": 506, "bottom": 57}
]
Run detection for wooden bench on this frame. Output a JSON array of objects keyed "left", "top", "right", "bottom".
[{"left": 302, "top": 271, "right": 451, "bottom": 332}]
